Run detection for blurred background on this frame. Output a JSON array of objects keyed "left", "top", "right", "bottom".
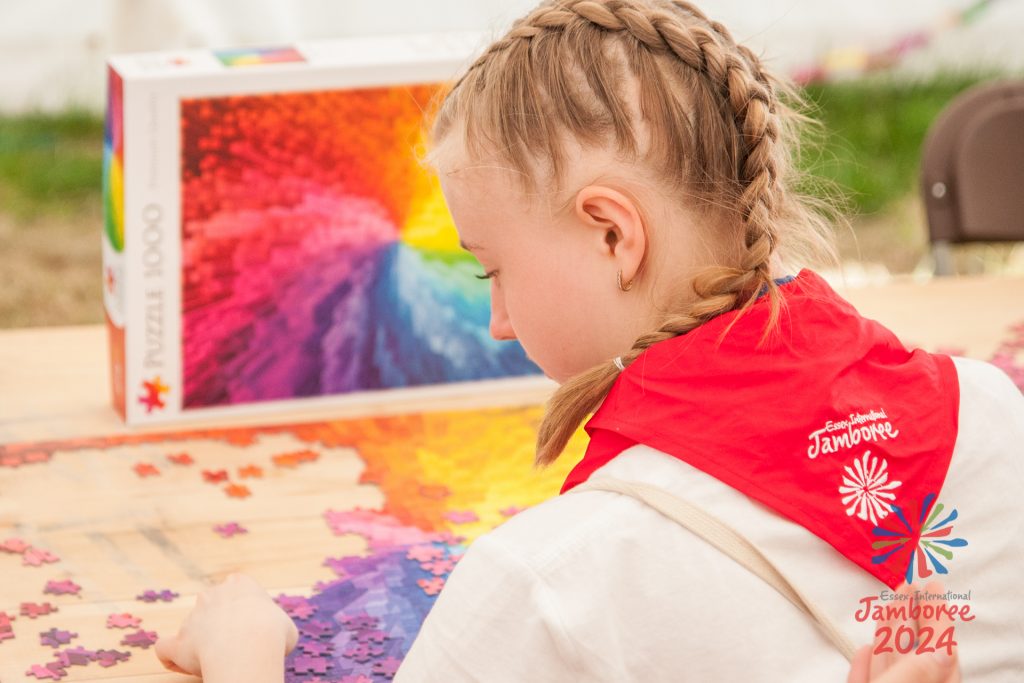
[{"left": 2, "top": 0, "right": 1023, "bottom": 328}]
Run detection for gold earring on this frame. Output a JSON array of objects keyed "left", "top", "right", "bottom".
[{"left": 617, "top": 270, "right": 633, "bottom": 292}]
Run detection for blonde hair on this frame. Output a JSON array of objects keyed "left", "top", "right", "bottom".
[{"left": 421, "top": 0, "right": 840, "bottom": 467}]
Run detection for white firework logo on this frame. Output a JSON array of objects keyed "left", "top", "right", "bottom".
[{"left": 838, "top": 451, "right": 902, "bottom": 525}]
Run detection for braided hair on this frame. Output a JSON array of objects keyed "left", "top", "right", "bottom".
[{"left": 423, "top": 0, "right": 839, "bottom": 466}]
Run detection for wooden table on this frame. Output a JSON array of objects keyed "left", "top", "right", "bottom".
[{"left": 0, "top": 273, "right": 1021, "bottom": 682}]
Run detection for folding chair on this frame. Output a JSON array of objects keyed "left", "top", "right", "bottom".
[{"left": 920, "top": 79, "right": 1024, "bottom": 275}]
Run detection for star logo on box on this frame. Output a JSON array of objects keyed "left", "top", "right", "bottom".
[{"left": 138, "top": 377, "right": 169, "bottom": 413}]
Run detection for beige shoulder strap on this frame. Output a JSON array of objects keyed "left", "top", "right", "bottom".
[{"left": 571, "top": 476, "right": 857, "bottom": 662}]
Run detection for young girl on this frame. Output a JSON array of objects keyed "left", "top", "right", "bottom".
[{"left": 155, "top": 1, "right": 1024, "bottom": 680}]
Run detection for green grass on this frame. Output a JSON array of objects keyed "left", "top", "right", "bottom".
[
  {"left": 798, "top": 72, "right": 999, "bottom": 216},
  {"left": 0, "top": 109, "right": 104, "bottom": 221}
]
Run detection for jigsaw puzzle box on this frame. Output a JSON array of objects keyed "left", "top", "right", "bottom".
[{"left": 103, "top": 33, "right": 546, "bottom": 426}]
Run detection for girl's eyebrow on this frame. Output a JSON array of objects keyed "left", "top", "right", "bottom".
[{"left": 459, "top": 240, "right": 485, "bottom": 252}]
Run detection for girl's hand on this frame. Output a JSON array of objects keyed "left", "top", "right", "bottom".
[
  {"left": 846, "top": 580, "right": 960, "bottom": 683},
  {"left": 154, "top": 573, "right": 299, "bottom": 682},
  {"left": 846, "top": 644, "right": 957, "bottom": 683}
]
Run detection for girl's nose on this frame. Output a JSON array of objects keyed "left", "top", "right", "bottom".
[{"left": 489, "top": 285, "right": 517, "bottom": 341}]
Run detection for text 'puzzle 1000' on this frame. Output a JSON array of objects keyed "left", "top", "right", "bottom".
[{"left": 103, "top": 33, "right": 547, "bottom": 425}]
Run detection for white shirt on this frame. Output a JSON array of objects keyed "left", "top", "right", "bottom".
[{"left": 396, "top": 357, "right": 1024, "bottom": 682}]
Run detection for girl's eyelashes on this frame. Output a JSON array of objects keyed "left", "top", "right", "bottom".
[{"left": 474, "top": 270, "right": 498, "bottom": 280}]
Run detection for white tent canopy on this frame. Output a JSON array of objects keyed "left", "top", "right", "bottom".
[{"left": 1, "top": 0, "right": 1022, "bottom": 114}]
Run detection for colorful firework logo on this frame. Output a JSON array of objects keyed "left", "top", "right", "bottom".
[{"left": 871, "top": 493, "right": 968, "bottom": 584}]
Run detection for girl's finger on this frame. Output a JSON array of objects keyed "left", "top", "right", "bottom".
[
  {"left": 871, "top": 582, "right": 914, "bottom": 677},
  {"left": 285, "top": 617, "right": 299, "bottom": 654},
  {"left": 154, "top": 634, "right": 199, "bottom": 676},
  {"left": 846, "top": 643, "right": 873, "bottom": 683},
  {"left": 873, "top": 648, "right": 956, "bottom": 683},
  {"left": 917, "top": 580, "right": 957, "bottom": 635},
  {"left": 915, "top": 580, "right": 961, "bottom": 683}
]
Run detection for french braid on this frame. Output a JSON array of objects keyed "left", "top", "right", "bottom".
[{"left": 424, "top": 0, "right": 837, "bottom": 467}]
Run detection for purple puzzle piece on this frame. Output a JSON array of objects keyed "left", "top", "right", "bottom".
[
  {"left": 39, "top": 628, "right": 77, "bottom": 648},
  {"left": 298, "top": 619, "right": 334, "bottom": 640},
  {"left": 121, "top": 629, "right": 159, "bottom": 649},
  {"left": 340, "top": 613, "right": 379, "bottom": 631},
  {"left": 353, "top": 628, "right": 389, "bottom": 644},
  {"left": 55, "top": 646, "right": 95, "bottom": 667},
  {"left": 94, "top": 649, "right": 132, "bottom": 667},
  {"left": 136, "top": 589, "right": 178, "bottom": 603}
]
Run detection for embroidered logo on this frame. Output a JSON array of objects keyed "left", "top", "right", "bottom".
[
  {"left": 839, "top": 451, "right": 902, "bottom": 525},
  {"left": 806, "top": 408, "right": 900, "bottom": 459}
]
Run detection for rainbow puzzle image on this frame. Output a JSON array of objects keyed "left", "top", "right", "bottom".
[{"left": 102, "top": 34, "right": 546, "bottom": 425}]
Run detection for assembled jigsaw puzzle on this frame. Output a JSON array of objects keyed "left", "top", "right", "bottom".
[{"left": 0, "top": 403, "right": 584, "bottom": 681}]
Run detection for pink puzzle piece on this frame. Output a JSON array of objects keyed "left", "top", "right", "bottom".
[
  {"left": 106, "top": 613, "right": 142, "bottom": 629},
  {"left": 1, "top": 537, "right": 31, "bottom": 553},
  {"left": 289, "top": 654, "right": 332, "bottom": 675},
  {"left": 213, "top": 522, "right": 248, "bottom": 538},
  {"left": 417, "top": 577, "right": 445, "bottom": 596},
  {"left": 298, "top": 641, "right": 334, "bottom": 656},
  {"left": 274, "top": 595, "right": 315, "bottom": 620},
  {"left": 94, "top": 649, "right": 132, "bottom": 667},
  {"left": 25, "top": 663, "right": 65, "bottom": 680},
  {"left": 342, "top": 640, "right": 384, "bottom": 663},
  {"left": 406, "top": 545, "right": 444, "bottom": 563},
  {"left": 0, "top": 611, "right": 14, "bottom": 643},
  {"left": 420, "top": 558, "right": 456, "bottom": 576},
  {"left": 43, "top": 580, "right": 81, "bottom": 596},
  {"left": 443, "top": 510, "right": 479, "bottom": 524},
  {"left": 298, "top": 619, "right": 334, "bottom": 640},
  {"left": 23, "top": 548, "right": 60, "bottom": 567},
  {"left": 21, "top": 602, "right": 58, "bottom": 619},
  {"left": 372, "top": 656, "right": 402, "bottom": 679}
]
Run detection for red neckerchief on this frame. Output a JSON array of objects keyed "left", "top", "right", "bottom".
[{"left": 562, "top": 269, "right": 959, "bottom": 589}]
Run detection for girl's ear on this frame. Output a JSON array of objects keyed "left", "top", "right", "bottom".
[{"left": 573, "top": 184, "right": 648, "bottom": 287}]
